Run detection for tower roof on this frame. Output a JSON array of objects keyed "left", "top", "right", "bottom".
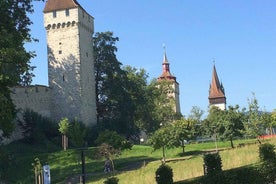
[
  {"left": 157, "top": 51, "right": 177, "bottom": 82},
  {"left": 44, "top": 0, "right": 81, "bottom": 12},
  {"left": 209, "top": 64, "right": 225, "bottom": 99}
]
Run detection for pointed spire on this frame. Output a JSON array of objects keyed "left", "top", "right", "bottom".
[
  {"left": 208, "top": 64, "right": 226, "bottom": 110},
  {"left": 209, "top": 64, "right": 225, "bottom": 98},
  {"left": 158, "top": 46, "right": 177, "bottom": 82}
]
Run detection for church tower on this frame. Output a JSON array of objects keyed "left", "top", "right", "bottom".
[
  {"left": 208, "top": 64, "right": 226, "bottom": 110},
  {"left": 157, "top": 51, "right": 181, "bottom": 113},
  {"left": 43, "top": 0, "right": 96, "bottom": 125}
]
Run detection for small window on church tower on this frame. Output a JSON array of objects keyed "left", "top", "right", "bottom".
[
  {"left": 59, "top": 50, "right": 62, "bottom": 54},
  {"left": 53, "top": 11, "right": 57, "bottom": 18},
  {"left": 86, "top": 52, "right": 88, "bottom": 57},
  {"left": 65, "top": 9, "right": 70, "bottom": 16}
]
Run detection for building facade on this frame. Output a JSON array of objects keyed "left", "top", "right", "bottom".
[{"left": 11, "top": 0, "right": 97, "bottom": 127}]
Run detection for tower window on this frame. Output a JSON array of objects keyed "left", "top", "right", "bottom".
[
  {"left": 53, "top": 11, "right": 57, "bottom": 18},
  {"left": 86, "top": 52, "right": 88, "bottom": 57},
  {"left": 65, "top": 9, "right": 70, "bottom": 16},
  {"left": 59, "top": 50, "right": 62, "bottom": 54}
]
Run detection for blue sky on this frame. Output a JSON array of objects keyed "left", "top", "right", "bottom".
[{"left": 26, "top": 0, "right": 276, "bottom": 117}]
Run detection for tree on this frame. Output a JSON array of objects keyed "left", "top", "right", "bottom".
[
  {"left": 149, "top": 124, "right": 179, "bottom": 163},
  {"left": 243, "top": 93, "right": 265, "bottom": 142},
  {"left": 58, "top": 118, "right": 70, "bottom": 150},
  {"left": 93, "top": 32, "right": 138, "bottom": 137},
  {"left": 0, "top": 0, "right": 43, "bottom": 138},
  {"left": 205, "top": 105, "right": 245, "bottom": 148},
  {"left": 222, "top": 105, "right": 245, "bottom": 148}
]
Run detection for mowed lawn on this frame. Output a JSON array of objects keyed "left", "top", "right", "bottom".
[{"left": 4, "top": 138, "right": 275, "bottom": 183}]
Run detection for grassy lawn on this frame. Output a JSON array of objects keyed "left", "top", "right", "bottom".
[{"left": 2, "top": 138, "right": 274, "bottom": 183}]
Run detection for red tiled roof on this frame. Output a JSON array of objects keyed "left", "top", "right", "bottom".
[
  {"left": 44, "top": 0, "right": 81, "bottom": 12},
  {"left": 209, "top": 65, "right": 225, "bottom": 99},
  {"left": 157, "top": 52, "right": 177, "bottom": 82}
]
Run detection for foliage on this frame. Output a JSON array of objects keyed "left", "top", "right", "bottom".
[
  {"left": 0, "top": 146, "right": 13, "bottom": 181},
  {"left": 205, "top": 105, "right": 245, "bottom": 148},
  {"left": 18, "top": 109, "right": 58, "bottom": 144},
  {"left": 0, "top": 87, "right": 16, "bottom": 138},
  {"left": 203, "top": 152, "right": 222, "bottom": 176},
  {"left": 104, "top": 177, "right": 119, "bottom": 184},
  {"left": 68, "top": 119, "right": 87, "bottom": 148},
  {"left": 95, "top": 130, "right": 132, "bottom": 150},
  {"left": 58, "top": 118, "right": 70, "bottom": 136},
  {"left": 93, "top": 32, "right": 139, "bottom": 137},
  {"left": 243, "top": 93, "right": 265, "bottom": 140},
  {"left": 258, "top": 143, "right": 276, "bottom": 183},
  {"left": 259, "top": 143, "right": 276, "bottom": 161},
  {"left": 0, "top": 0, "right": 43, "bottom": 137},
  {"left": 155, "top": 164, "right": 173, "bottom": 184}
]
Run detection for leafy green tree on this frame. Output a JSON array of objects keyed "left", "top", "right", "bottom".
[
  {"left": 58, "top": 118, "right": 70, "bottom": 150},
  {"left": 149, "top": 124, "right": 179, "bottom": 163},
  {"left": 267, "top": 109, "right": 276, "bottom": 135},
  {"left": 221, "top": 105, "right": 245, "bottom": 148},
  {"left": 0, "top": 0, "right": 42, "bottom": 138},
  {"left": 243, "top": 94, "right": 265, "bottom": 142},
  {"left": 93, "top": 32, "right": 138, "bottom": 137}
]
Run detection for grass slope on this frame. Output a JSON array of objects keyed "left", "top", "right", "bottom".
[{"left": 2, "top": 138, "right": 275, "bottom": 183}]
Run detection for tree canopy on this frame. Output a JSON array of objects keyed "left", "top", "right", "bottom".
[{"left": 0, "top": 0, "right": 42, "bottom": 138}]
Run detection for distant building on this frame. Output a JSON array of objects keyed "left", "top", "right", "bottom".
[
  {"left": 157, "top": 51, "right": 181, "bottom": 113},
  {"left": 10, "top": 0, "right": 97, "bottom": 130},
  {"left": 208, "top": 64, "right": 226, "bottom": 110}
]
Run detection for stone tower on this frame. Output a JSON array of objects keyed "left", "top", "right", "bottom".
[
  {"left": 208, "top": 64, "right": 226, "bottom": 110},
  {"left": 43, "top": 0, "right": 96, "bottom": 126},
  {"left": 157, "top": 51, "right": 181, "bottom": 113}
]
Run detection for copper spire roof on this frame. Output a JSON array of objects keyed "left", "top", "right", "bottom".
[
  {"left": 209, "top": 64, "right": 225, "bottom": 98},
  {"left": 157, "top": 51, "right": 177, "bottom": 82},
  {"left": 44, "top": 0, "right": 81, "bottom": 12}
]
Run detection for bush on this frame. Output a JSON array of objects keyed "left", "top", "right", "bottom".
[
  {"left": 95, "top": 130, "right": 132, "bottom": 150},
  {"left": 103, "top": 177, "right": 119, "bottom": 184},
  {"left": 68, "top": 119, "right": 87, "bottom": 148},
  {"left": 258, "top": 143, "right": 276, "bottom": 183},
  {"left": 203, "top": 152, "right": 222, "bottom": 175},
  {"left": 259, "top": 143, "right": 276, "bottom": 161},
  {"left": 155, "top": 164, "right": 173, "bottom": 184},
  {"left": 18, "top": 109, "right": 59, "bottom": 144}
]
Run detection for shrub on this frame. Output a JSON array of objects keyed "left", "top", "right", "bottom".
[
  {"left": 258, "top": 143, "right": 276, "bottom": 183},
  {"left": 18, "top": 109, "right": 58, "bottom": 144},
  {"left": 203, "top": 152, "right": 222, "bottom": 175},
  {"left": 103, "top": 177, "right": 119, "bottom": 184},
  {"left": 259, "top": 143, "right": 276, "bottom": 161},
  {"left": 68, "top": 119, "right": 87, "bottom": 147},
  {"left": 155, "top": 164, "right": 173, "bottom": 184}
]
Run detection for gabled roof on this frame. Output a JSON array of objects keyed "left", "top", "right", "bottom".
[
  {"left": 44, "top": 0, "right": 81, "bottom": 13},
  {"left": 209, "top": 64, "right": 225, "bottom": 99},
  {"left": 157, "top": 52, "right": 177, "bottom": 82}
]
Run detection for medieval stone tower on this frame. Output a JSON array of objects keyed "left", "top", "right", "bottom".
[
  {"left": 208, "top": 64, "right": 226, "bottom": 110},
  {"left": 43, "top": 0, "right": 96, "bottom": 125},
  {"left": 157, "top": 51, "right": 181, "bottom": 113}
]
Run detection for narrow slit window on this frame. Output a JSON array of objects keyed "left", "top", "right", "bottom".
[
  {"left": 53, "top": 11, "right": 57, "bottom": 18},
  {"left": 65, "top": 9, "right": 70, "bottom": 16}
]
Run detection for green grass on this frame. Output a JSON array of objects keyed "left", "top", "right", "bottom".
[{"left": 2, "top": 138, "right": 273, "bottom": 183}]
